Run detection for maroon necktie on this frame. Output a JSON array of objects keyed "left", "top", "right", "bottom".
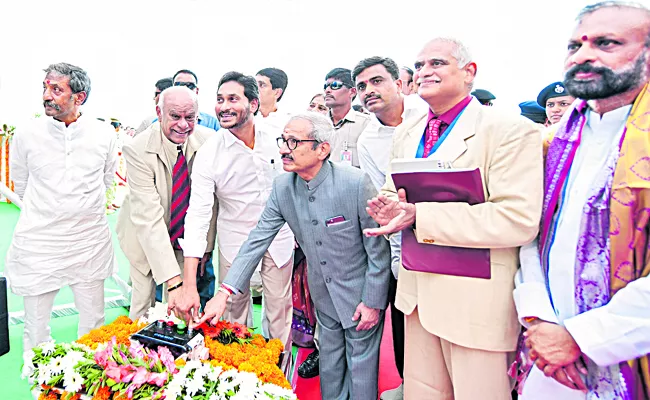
[
  {"left": 169, "top": 146, "right": 189, "bottom": 250},
  {"left": 422, "top": 118, "right": 443, "bottom": 158}
]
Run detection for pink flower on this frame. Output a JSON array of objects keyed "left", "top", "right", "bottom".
[
  {"left": 125, "top": 384, "right": 136, "bottom": 399},
  {"left": 129, "top": 342, "right": 145, "bottom": 359},
  {"left": 120, "top": 365, "right": 137, "bottom": 383},
  {"left": 156, "top": 347, "right": 176, "bottom": 373},
  {"left": 105, "top": 362, "right": 122, "bottom": 381},
  {"left": 131, "top": 367, "right": 149, "bottom": 387},
  {"left": 94, "top": 348, "right": 109, "bottom": 368},
  {"left": 148, "top": 350, "right": 160, "bottom": 369},
  {"left": 147, "top": 372, "right": 168, "bottom": 387}
]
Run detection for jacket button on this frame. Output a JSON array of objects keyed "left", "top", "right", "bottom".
[
  {"left": 309, "top": 196, "right": 315, "bottom": 202},
  {"left": 325, "top": 277, "right": 331, "bottom": 283},
  {"left": 312, "top": 220, "right": 318, "bottom": 225},
  {"left": 320, "top": 261, "right": 326, "bottom": 265},
  {"left": 316, "top": 241, "right": 322, "bottom": 246}
]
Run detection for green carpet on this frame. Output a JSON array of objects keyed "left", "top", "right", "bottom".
[
  {"left": 0, "top": 202, "right": 297, "bottom": 399},
  {"left": 0, "top": 202, "right": 132, "bottom": 313}
]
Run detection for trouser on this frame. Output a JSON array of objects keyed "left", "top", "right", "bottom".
[
  {"left": 153, "top": 253, "right": 215, "bottom": 309},
  {"left": 316, "top": 308, "right": 384, "bottom": 400},
  {"left": 404, "top": 307, "right": 513, "bottom": 400},
  {"left": 388, "top": 274, "right": 405, "bottom": 379},
  {"left": 218, "top": 250, "right": 293, "bottom": 357},
  {"left": 23, "top": 279, "right": 105, "bottom": 352}
]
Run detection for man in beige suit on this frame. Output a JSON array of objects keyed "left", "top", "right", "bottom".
[
  {"left": 365, "top": 37, "right": 544, "bottom": 399},
  {"left": 117, "top": 86, "right": 217, "bottom": 320}
]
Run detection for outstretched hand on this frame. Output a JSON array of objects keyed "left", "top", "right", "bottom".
[{"left": 364, "top": 189, "right": 416, "bottom": 237}]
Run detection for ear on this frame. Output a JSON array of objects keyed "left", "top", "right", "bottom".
[
  {"left": 274, "top": 88, "right": 283, "bottom": 101},
  {"left": 250, "top": 98, "right": 260, "bottom": 114},
  {"left": 319, "top": 142, "right": 331, "bottom": 161},
  {"left": 349, "top": 87, "right": 357, "bottom": 101},
  {"left": 395, "top": 78, "right": 403, "bottom": 93},
  {"left": 464, "top": 62, "right": 477, "bottom": 86},
  {"left": 156, "top": 105, "right": 162, "bottom": 120},
  {"left": 74, "top": 91, "right": 87, "bottom": 106}
]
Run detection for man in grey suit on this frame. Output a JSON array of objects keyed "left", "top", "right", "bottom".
[{"left": 197, "top": 111, "right": 391, "bottom": 400}]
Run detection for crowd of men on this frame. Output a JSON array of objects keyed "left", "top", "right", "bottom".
[{"left": 4, "top": 1, "right": 650, "bottom": 399}]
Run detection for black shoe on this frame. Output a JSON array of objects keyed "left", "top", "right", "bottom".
[{"left": 298, "top": 349, "right": 319, "bottom": 378}]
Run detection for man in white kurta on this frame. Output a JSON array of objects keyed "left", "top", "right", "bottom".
[
  {"left": 514, "top": 3, "right": 650, "bottom": 398},
  {"left": 179, "top": 72, "right": 294, "bottom": 361},
  {"left": 5, "top": 63, "right": 117, "bottom": 353}
]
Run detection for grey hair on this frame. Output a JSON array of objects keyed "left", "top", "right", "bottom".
[
  {"left": 577, "top": 1, "right": 650, "bottom": 46},
  {"left": 287, "top": 112, "right": 334, "bottom": 145},
  {"left": 44, "top": 62, "right": 91, "bottom": 104},
  {"left": 427, "top": 37, "right": 475, "bottom": 90},
  {"left": 157, "top": 85, "right": 199, "bottom": 113}
]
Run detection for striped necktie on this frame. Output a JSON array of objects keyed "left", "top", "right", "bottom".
[{"left": 169, "top": 145, "right": 190, "bottom": 250}]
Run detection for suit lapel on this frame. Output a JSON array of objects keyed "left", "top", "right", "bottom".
[
  {"left": 405, "top": 114, "right": 428, "bottom": 158},
  {"left": 433, "top": 99, "right": 481, "bottom": 162},
  {"left": 145, "top": 123, "right": 173, "bottom": 173}
]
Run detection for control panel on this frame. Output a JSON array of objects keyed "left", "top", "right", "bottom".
[{"left": 131, "top": 320, "right": 203, "bottom": 358}]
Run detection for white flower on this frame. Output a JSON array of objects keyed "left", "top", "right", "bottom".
[
  {"left": 62, "top": 351, "right": 85, "bottom": 372},
  {"left": 261, "top": 383, "right": 297, "bottom": 399},
  {"left": 40, "top": 341, "right": 56, "bottom": 356},
  {"left": 186, "top": 375, "right": 206, "bottom": 396},
  {"left": 207, "top": 365, "right": 222, "bottom": 382},
  {"left": 37, "top": 364, "right": 52, "bottom": 385},
  {"left": 49, "top": 356, "right": 65, "bottom": 374},
  {"left": 184, "top": 395, "right": 193, "bottom": 400},
  {"left": 208, "top": 394, "right": 219, "bottom": 400},
  {"left": 63, "top": 370, "right": 84, "bottom": 393}
]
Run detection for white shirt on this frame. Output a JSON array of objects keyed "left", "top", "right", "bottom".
[
  {"left": 5, "top": 115, "right": 118, "bottom": 296},
  {"left": 514, "top": 105, "right": 650, "bottom": 399},
  {"left": 358, "top": 97, "right": 427, "bottom": 278},
  {"left": 254, "top": 105, "right": 291, "bottom": 136},
  {"left": 182, "top": 126, "right": 294, "bottom": 267}
]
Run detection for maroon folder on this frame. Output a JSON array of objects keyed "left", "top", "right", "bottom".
[{"left": 392, "top": 168, "right": 491, "bottom": 279}]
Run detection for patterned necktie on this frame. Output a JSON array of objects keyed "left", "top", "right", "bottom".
[
  {"left": 169, "top": 145, "right": 190, "bottom": 250},
  {"left": 422, "top": 118, "right": 443, "bottom": 158}
]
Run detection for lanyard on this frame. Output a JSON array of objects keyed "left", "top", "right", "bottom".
[{"left": 415, "top": 108, "right": 466, "bottom": 158}]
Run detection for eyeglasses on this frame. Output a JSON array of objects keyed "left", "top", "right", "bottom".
[
  {"left": 174, "top": 82, "right": 197, "bottom": 90},
  {"left": 309, "top": 103, "right": 328, "bottom": 112},
  {"left": 323, "top": 81, "right": 349, "bottom": 91},
  {"left": 276, "top": 136, "right": 319, "bottom": 150}
]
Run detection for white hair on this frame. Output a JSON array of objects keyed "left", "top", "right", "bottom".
[
  {"left": 429, "top": 37, "right": 473, "bottom": 69},
  {"left": 427, "top": 37, "right": 475, "bottom": 90},
  {"left": 157, "top": 85, "right": 199, "bottom": 112},
  {"left": 287, "top": 112, "right": 334, "bottom": 144}
]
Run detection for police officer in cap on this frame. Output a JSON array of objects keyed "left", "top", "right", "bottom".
[
  {"left": 519, "top": 101, "right": 547, "bottom": 125},
  {"left": 536, "top": 81, "right": 575, "bottom": 125},
  {"left": 471, "top": 88, "right": 496, "bottom": 106}
]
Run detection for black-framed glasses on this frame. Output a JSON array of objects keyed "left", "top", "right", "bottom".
[
  {"left": 276, "top": 136, "right": 319, "bottom": 150},
  {"left": 324, "top": 81, "right": 349, "bottom": 91},
  {"left": 174, "top": 81, "right": 197, "bottom": 90}
]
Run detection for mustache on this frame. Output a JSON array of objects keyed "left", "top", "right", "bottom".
[
  {"left": 364, "top": 95, "right": 381, "bottom": 105},
  {"left": 565, "top": 63, "right": 610, "bottom": 79},
  {"left": 281, "top": 154, "right": 293, "bottom": 160},
  {"left": 43, "top": 101, "right": 60, "bottom": 111}
]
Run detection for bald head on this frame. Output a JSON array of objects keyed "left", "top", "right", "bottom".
[{"left": 156, "top": 86, "right": 199, "bottom": 144}]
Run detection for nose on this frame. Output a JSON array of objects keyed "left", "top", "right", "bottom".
[
  {"left": 279, "top": 141, "right": 291, "bottom": 154},
  {"left": 566, "top": 42, "right": 597, "bottom": 69},
  {"left": 324, "top": 86, "right": 332, "bottom": 95},
  {"left": 177, "top": 117, "right": 189, "bottom": 130},
  {"left": 43, "top": 87, "right": 53, "bottom": 101}
]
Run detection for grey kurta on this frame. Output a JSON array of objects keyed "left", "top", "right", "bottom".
[{"left": 224, "top": 160, "right": 391, "bottom": 328}]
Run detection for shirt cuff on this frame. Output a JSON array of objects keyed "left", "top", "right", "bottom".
[
  {"left": 221, "top": 282, "right": 240, "bottom": 295},
  {"left": 513, "top": 281, "right": 559, "bottom": 327},
  {"left": 179, "top": 238, "right": 207, "bottom": 259},
  {"left": 564, "top": 307, "right": 636, "bottom": 367}
]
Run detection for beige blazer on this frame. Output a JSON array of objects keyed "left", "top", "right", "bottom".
[
  {"left": 383, "top": 99, "right": 543, "bottom": 352},
  {"left": 116, "top": 123, "right": 218, "bottom": 285}
]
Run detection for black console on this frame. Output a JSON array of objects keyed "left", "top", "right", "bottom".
[
  {"left": 0, "top": 277, "right": 8, "bottom": 356},
  {"left": 131, "top": 320, "right": 203, "bottom": 358}
]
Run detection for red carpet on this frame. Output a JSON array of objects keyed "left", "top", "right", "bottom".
[{"left": 292, "top": 307, "right": 402, "bottom": 399}]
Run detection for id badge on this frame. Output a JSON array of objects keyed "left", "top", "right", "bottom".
[{"left": 340, "top": 150, "right": 352, "bottom": 166}]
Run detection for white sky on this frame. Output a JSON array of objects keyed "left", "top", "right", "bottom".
[{"left": 0, "top": 0, "right": 647, "bottom": 127}]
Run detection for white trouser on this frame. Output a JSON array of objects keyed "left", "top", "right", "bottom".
[{"left": 22, "top": 279, "right": 105, "bottom": 353}]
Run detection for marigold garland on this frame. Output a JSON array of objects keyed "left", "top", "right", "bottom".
[
  {"left": 76, "top": 316, "right": 145, "bottom": 349},
  {"left": 204, "top": 334, "right": 290, "bottom": 389}
]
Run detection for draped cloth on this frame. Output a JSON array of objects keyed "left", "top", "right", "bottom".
[{"left": 540, "top": 83, "right": 650, "bottom": 399}]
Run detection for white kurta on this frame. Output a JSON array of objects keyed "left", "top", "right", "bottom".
[
  {"left": 5, "top": 115, "right": 118, "bottom": 297},
  {"left": 514, "top": 105, "right": 650, "bottom": 399}
]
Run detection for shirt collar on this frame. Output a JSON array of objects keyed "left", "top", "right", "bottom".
[
  {"left": 222, "top": 126, "right": 265, "bottom": 149},
  {"left": 427, "top": 95, "right": 472, "bottom": 125},
  {"left": 304, "top": 160, "right": 332, "bottom": 191},
  {"left": 331, "top": 108, "right": 358, "bottom": 127}
]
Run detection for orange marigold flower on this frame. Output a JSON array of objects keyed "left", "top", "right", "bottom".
[{"left": 92, "top": 386, "right": 111, "bottom": 400}]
